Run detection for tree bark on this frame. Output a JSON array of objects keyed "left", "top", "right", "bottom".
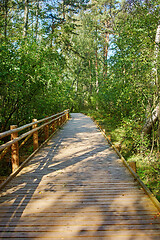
[
  {"left": 155, "top": 21, "right": 160, "bottom": 95},
  {"left": 155, "top": 21, "right": 160, "bottom": 148},
  {"left": 103, "top": 20, "right": 109, "bottom": 78},
  {"left": 95, "top": 37, "right": 99, "bottom": 110},
  {"left": 95, "top": 47, "right": 98, "bottom": 92},
  {"left": 103, "top": 0, "right": 111, "bottom": 78},
  {"left": 4, "top": 0, "right": 8, "bottom": 39},
  {"left": 89, "top": 59, "right": 92, "bottom": 95},
  {"left": 142, "top": 105, "right": 159, "bottom": 135},
  {"left": 62, "top": 0, "right": 66, "bottom": 19},
  {"left": 23, "top": 0, "right": 29, "bottom": 38},
  {"left": 35, "top": 0, "right": 40, "bottom": 40},
  {"left": 142, "top": 22, "right": 160, "bottom": 136}
]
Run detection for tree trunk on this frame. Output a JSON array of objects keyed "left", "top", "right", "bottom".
[
  {"left": 62, "top": 0, "right": 66, "bottom": 19},
  {"left": 23, "top": 0, "right": 29, "bottom": 38},
  {"left": 158, "top": 102, "right": 160, "bottom": 152},
  {"left": 95, "top": 42, "right": 99, "bottom": 110},
  {"left": 142, "top": 105, "right": 159, "bottom": 135},
  {"left": 103, "top": 21, "right": 109, "bottom": 78},
  {"left": 155, "top": 21, "right": 160, "bottom": 148},
  {"left": 142, "top": 22, "right": 160, "bottom": 136},
  {"left": 89, "top": 59, "right": 92, "bottom": 95},
  {"left": 4, "top": 0, "right": 8, "bottom": 39},
  {"left": 35, "top": 0, "right": 39, "bottom": 40},
  {"left": 95, "top": 48, "right": 98, "bottom": 92},
  {"left": 155, "top": 21, "right": 160, "bottom": 96}
]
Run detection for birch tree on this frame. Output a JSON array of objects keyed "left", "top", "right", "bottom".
[{"left": 142, "top": 21, "right": 160, "bottom": 135}]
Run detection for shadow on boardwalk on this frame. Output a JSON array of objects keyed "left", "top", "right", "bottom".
[{"left": 0, "top": 113, "right": 160, "bottom": 239}]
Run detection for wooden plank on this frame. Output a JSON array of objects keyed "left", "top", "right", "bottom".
[
  {"left": 0, "top": 179, "right": 140, "bottom": 182},
  {"left": 0, "top": 195, "right": 148, "bottom": 202},
  {"left": 98, "top": 122, "right": 160, "bottom": 212},
  {"left": 0, "top": 197, "right": 156, "bottom": 206},
  {"left": 0, "top": 211, "right": 159, "bottom": 218},
  {"left": 1, "top": 181, "right": 139, "bottom": 185},
  {"left": 0, "top": 215, "right": 158, "bottom": 223},
  {"left": 0, "top": 224, "right": 160, "bottom": 232},
  {"left": 0, "top": 230, "right": 160, "bottom": 238},
  {"left": 0, "top": 121, "right": 69, "bottom": 191},
  {"left": 0, "top": 189, "right": 146, "bottom": 195},
  {"left": 0, "top": 219, "right": 160, "bottom": 226},
  {"left": 0, "top": 113, "right": 160, "bottom": 240},
  {"left": 0, "top": 215, "right": 159, "bottom": 223},
  {"left": 0, "top": 206, "right": 157, "bottom": 213},
  {"left": 0, "top": 237, "right": 159, "bottom": 240}
]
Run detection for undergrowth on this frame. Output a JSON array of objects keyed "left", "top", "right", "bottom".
[{"left": 84, "top": 109, "right": 160, "bottom": 202}]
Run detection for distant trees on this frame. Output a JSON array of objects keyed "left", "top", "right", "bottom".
[
  {"left": 0, "top": 0, "right": 87, "bottom": 131},
  {"left": 0, "top": 0, "right": 159, "bottom": 155},
  {"left": 97, "top": 0, "right": 160, "bottom": 154}
]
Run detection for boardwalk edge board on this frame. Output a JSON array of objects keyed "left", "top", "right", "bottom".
[
  {"left": 94, "top": 119, "right": 160, "bottom": 212},
  {"left": 0, "top": 119, "right": 69, "bottom": 191}
]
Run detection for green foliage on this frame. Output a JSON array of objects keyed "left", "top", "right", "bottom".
[
  {"left": 0, "top": 39, "right": 71, "bottom": 131},
  {"left": 87, "top": 109, "right": 160, "bottom": 201},
  {"left": 0, "top": 0, "right": 159, "bottom": 200},
  {"left": 137, "top": 157, "right": 160, "bottom": 201}
]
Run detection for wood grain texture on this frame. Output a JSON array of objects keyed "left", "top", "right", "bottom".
[{"left": 0, "top": 113, "right": 160, "bottom": 240}]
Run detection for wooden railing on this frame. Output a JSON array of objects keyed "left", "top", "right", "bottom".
[{"left": 0, "top": 110, "right": 69, "bottom": 173}]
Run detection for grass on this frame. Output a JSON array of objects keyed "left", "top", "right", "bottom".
[{"left": 84, "top": 109, "right": 160, "bottom": 202}]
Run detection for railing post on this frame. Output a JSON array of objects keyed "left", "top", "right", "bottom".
[
  {"left": 66, "top": 111, "right": 68, "bottom": 120},
  {"left": 56, "top": 119, "right": 59, "bottom": 128},
  {"left": 59, "top": 116, "right": 61, "bottom": 126},
  {"left": 10, "top": 125, "right": 19, "bottom": 172},
  {"left": 32, "top": 119, "right": 38, "bottom": 151},
  {"left": 61, "top": 115, "right": 63, "bottom": 126},
  {"left": 45, "top": 117, "right": 49, "bottom": 140},
  {"left": 107, "top": 135, "right": 111, "bottom": 142},
  {"left": 52, "top": 118, "right": 55, "bottom": 133},
  {"left": 129, "top": 161, "right": 137, "bottom": 173},
  {"left": 57, "top": 116, "right": 59, "bottom": 128},
  {"left": 68, "top": 110, "right": 69, "bottom": 119}
]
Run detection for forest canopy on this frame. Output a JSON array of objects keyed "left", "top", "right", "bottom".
[
  {"left": 0, "top": 0, "right": 160, "bottom": 199},
  {"left": 0, "top": 0, "right": 159, "bottom": 130}
]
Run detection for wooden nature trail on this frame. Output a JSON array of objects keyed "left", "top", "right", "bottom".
[{"left": 0, "top": 113, "right": 160, "bottom": 239}]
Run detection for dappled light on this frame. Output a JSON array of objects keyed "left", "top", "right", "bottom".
[
  {"left": 0, "top": 113, "right": 160, "bottom": 239},
  {"left": 0, "top": 0, "right": 160, "bottom": 237}
]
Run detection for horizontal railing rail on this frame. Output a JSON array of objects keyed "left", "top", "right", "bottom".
[
  {"left": 0, "top": 111, "right": 67, "bottom": 140},
  {"left": 0, "top": 109, "right": 70, "bottom": 173}
]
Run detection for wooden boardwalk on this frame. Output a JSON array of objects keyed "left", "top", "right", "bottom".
[{"left": 0, "top": 113, "right": 160, "bottom": 239}]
